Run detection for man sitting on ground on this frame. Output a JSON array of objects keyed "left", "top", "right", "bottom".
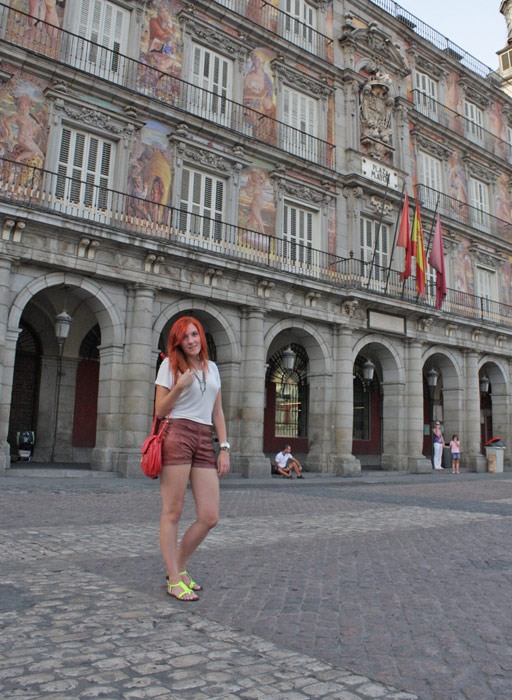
[{"left": 274, "top": 445, "right": 304, "bottom": 479}]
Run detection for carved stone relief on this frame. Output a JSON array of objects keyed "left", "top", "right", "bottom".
[
  {"left": 272, "top": 62, "right": 333, "bottom": 99},
  {"left": 360, "top": 72, "right": 394, "bottom": 160}
]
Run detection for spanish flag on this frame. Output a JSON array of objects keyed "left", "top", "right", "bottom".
[{"left": 411, "top": 201, "right": 426, "bottom": 296}]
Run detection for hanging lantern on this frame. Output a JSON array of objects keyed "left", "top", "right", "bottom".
[
  {"left": 282, "top": 345, "right": 296, "bottom": 372},
  {"left": 362, "top": 358, "right": 375, "bottom": 384},
  {"left": 55, "top": 310, "right": 72, "bottom": 346},
  {"left": 479, "top": 375, "right": 490, "bottom": 395}
]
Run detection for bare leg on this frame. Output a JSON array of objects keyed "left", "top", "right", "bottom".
[
  {"left": 290, "top": 460, "right": 302, "bottom": 477},
  {"left": 277, "top": 466, "right": 291, "bottom": 478},
  {"left": 159, "top": 463, "right": 197, "bottom": 600},
  {"left": 178, "top": 467, "right": 219, "bottom": 584}
]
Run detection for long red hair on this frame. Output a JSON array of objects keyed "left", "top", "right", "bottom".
[{"left": 167, "top": 316, "right": 209, "bottom": 379}]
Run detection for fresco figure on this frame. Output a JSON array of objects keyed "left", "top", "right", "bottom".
[
  {"left": 3, "top": 94, "right": 44, "bottom": 164},
  {"left": 24, "top": 0, "right": 60, "bottom": 43},
  {"left": 239, "top": 166, "right": 274, "bottom": 252},
  {"left": 243, "top": 50, "right": 276, "bottom": 142},
  {"left": 148, "top": 4, "right": 175, "bottom": 74}
]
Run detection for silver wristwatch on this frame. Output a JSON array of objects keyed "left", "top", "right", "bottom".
[{"left": 220, "top": 442, "right": 230, "bottom": 452}]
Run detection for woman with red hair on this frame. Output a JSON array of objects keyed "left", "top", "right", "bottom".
[{"left": 155, "top": 316, "right": 230, "bottom": 601}]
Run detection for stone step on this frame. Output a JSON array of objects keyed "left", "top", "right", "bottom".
[{"left": 5, "top": 467, "right": 120, "bottom": 479}]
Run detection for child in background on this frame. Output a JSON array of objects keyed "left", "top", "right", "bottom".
[{"left": 450, "top": 435, "right": 461, "bottom": 474}]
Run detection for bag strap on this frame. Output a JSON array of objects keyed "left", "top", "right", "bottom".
[{"left": 154, "top": 355, "right": 176, "bottom": 437}]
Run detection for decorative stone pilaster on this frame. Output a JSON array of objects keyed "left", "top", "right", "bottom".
[
  {"left": 406, "top": 341, "right": 432, "bottom": 473},
  {"left": 117, "top": 285, "right": 155, "bottom": 477},
  {"left": 0, "top": 258, "right": 16, "bottom": 472},
  {"left": 464, "top": 351, "right": 487, "bottom": 472},
  {"left": 238, "top": 308, "right": 269, "bottom": 478},
  {"left": 328, "top": 325, "right": 360, "bottom": 476}
]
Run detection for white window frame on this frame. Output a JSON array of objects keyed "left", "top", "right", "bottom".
[
  {"left": 280, "top": 85, "right": 318, "bottom": 161},
  {"left": 476, "top": 266, "right": 498, "bottom": 316},
  {"left": 419, "top": 151, "right": 443, "bottom": 208},
  {"left": 464, "top": 101, "right": 484, "bottom": 144},
  {"left": 360, "top": 216, "right": 390, "bottom": 288},
  {"left": 53, "top": 126, "right": 115, "bottom": 221},
  {"left": 187, "top": 43, "right": 233, "bottom": 127},
  {"left": 281, "top": 0, "right": 318, "bottom": 54},
  {"left": 469, "top": 177, "right": 490, "bottom": 230},
  {"left": 68, "top": 0, "right": 130, "bottom": 83},
  {"left": 414, "top": 70, "right": 438, "bottom": 119},
  {"left": 282, "top": 199, "right": 319, "bottom": 274},
  {"left": 178, "top": 166, "right": 226, "bottom": 249}
]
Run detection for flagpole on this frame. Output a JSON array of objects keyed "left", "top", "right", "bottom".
[
  {"left": 384, "top": 181, "right": 406, "bottom": 295},
  {"left": 366, "top": 173, "right": 391, "bottom": 290},
  {"left": 423, "top": 194, "right": 441, "bottom": 300}
]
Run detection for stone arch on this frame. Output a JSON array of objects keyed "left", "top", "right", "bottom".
[
  {"left": 8, "top": 272, "right": 124, "bottom": 348},
  {"left": 152, "top": 299, "right": 241, "bottom": 364},
  {"left": 422, "top": 347, "right": 463, "bottom": 446},
  {"left": 479, "top": 357, "right": 510, "bottom": 450},
  {"left": 264, "top": 318, "right": 332, "bottom": 375},
  {"left": 352, "top": 334, "right": 404, "bottom": 469}
]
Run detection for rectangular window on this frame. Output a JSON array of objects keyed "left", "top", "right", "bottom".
[
  {"left": 414, "top": 71, "right": 438, "bottom": 118},
  {"left": 282, "top": 0, "right": 317, "bottom": 53},
  {"left": 188, "top": 44, "right": 233, "bottom": 126},
  {"left": 477, "top": 267, "right": 498, "bottom": 316},
  {"left": 73, "top": 0, "right": 129, "bottom": 82},
  {"left": 55, "top": 127, "right": 114, "bottom": 214},
  {"left": 282, "top": 201, "right": 316, "bottom": 270},
  {"left": 360, "top": 217, "right": 390, "bottom": 287},
  {"left": 464, "top": 101, "right": 484, "bottom": 143},
  {"left": 469, "top": 177, "right": 490, "bottom": 229},
  {"left": 179, "top": 167, "right": 225, "bottom": 244},
  {"left": 282, "top": 86, "right": 318, "bottom": 161},
  {"left": 419, "top": 151, "right": 442, "bottom": 208}
]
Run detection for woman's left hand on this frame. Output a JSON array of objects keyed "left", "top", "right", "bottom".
[{"left": 217, "top": 450, "right": 230, "bottom": 478}]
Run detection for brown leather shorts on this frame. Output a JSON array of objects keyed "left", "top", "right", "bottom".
[{"left": 161, "top": 418, "right": 216, "bottom": 469}]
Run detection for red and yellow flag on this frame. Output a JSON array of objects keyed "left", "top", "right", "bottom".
[
  {"left": 411, "top": 201, "right": 426, "bottom": 295},
  {"left": 397, "top": 192, "right": 411, "bottom": 283}
]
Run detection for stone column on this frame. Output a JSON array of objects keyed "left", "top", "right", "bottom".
[
  {"left": 51, "top": 357, "right": 79, "bottom": 462},
  {"left": 464, "top": 351, "right": 487, "bottom": 472},
  {"left": 216, "top": 359, "right": 242, "bottom": 471},
  {"left": 117, "top": 284, "right": 155, "bottom": 477},
  {"left": 91, "top": 343, "right": 124, "bottom": 471},
  {"left": 381, "top": 379, "right": 407, "bottom": 471},
  {"left": 238, "top": 308, "right": 269, "bottom": 477},
  {"left": 0, "top": 257, "right": 15, "bottom": 472},
  {"left": 406, "top": 340, "right": 432, "bottom": 473},
  {"left": 328, "top": 325, "right": 360, "bottom": 475}
]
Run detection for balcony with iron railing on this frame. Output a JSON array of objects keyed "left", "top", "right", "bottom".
[
  {"left": 369, "top": 0, "right": 500, "bottom": 82},
  {"left": 210, "top": 0, "right": 333, "bottom": 61},
  {"left": 412, "top": 91, "right": 511, "bottom": 164},
  {"left": 417, "top": 184, "right": 512, "bottom": 240},
  {"left": 0, "top": 3, "right": 334, "bottom": 169},
  {"left": 2, "top": 156, "right": 512, "bottom": 329}
]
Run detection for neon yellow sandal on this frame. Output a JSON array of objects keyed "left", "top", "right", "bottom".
[
  {"left": 179, "top": 570, "right": 202, "bottom": 591},
  {"left": 167, "top": 580, "right": 198, "bottom": 601}
]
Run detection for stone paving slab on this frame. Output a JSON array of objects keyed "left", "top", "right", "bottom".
[{"left": 2, "top": 472, "right": 512, "bottom": 699}]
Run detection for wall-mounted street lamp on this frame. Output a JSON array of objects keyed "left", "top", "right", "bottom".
[
  {"left": 282, "top": 345, "right": 296, "bottom": 373},
  {"left": 479, "top": 375, "right": 490, "bottom": 395},
  {"left": 362, "top": 358, "right": 375, "bottom": 387},
  {"left": 426, "top": 367, "right": 439, "bottom": 397}
]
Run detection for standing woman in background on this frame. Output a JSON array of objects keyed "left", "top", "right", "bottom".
[{"left": 154, "top": 316, "right": 230, "bottom": 601}]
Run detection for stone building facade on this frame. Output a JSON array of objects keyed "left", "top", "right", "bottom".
[{"left": 1, "top": 0, "right": 512, "bottom": 477}]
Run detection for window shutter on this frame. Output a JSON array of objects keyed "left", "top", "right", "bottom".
[{"left": 56, "top": 128, "right": 72, "bottom": 199}]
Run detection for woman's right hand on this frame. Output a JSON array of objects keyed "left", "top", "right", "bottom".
[{"left": 175, "top": 368, "right": 195, "bottom": 389}]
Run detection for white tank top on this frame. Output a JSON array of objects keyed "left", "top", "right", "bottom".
[{"left": 155, "top": 358, "right": 221, "bottom": 426}]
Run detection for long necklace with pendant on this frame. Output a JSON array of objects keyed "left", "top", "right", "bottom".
[{"left": 194, "top": 369, "right": 206, "bottom": 395}]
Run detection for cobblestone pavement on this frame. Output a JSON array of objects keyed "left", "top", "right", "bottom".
[{"left": 2, "top": 471, "right": 512, "bottom": 699}]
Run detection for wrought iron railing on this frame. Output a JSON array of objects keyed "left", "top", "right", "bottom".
[
  {"left": 369, "top": 0, "right": 500, "bottom": 81},
  {"left": 2, "top": 157, "right": 512, "bottom": 328},
  {"left": 212, "top": 0, "right": 332, "bottom": 61},
  {"left": 0, "top": 2, "right": 334, "bottom": 169},
  {"left": 416, "top": 184, "right": 512, "bottom": 240},
  {"left": 412, "top": 91, "right": 511, "bottom": 163}
]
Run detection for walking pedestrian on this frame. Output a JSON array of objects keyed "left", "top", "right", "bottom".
[
  {"left": 432, "top": 420, "right": 446, "bottom": 470},
  {"left": 154, "top": 316, "right": 230, "bottom": 601},
  {"left": 449, "top": 435, "right": 461, "bottom": 474}
]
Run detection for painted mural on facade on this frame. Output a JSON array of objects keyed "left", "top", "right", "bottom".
[
  {"left": 0, "top": 67, "right": 48, "bottom": 169},
  {"left": 126, "top": 122, "right": 172, "bottom": 226},
  {"left": 452, "top": 240, "right": 474, "bottom": 294},
  {"left": 447, "top": 150, "right": 468, "bottom": 213},
  {"left": 6, "top": 0, "right": 65, "bottom": 58},
  {"left": 496, "top": 173, "right": 512, "bottom": 229},
  {"left": 238, "top": 162, "right": 275, "bottom": 251},
  {"left": 246, "top": 0, "right": 278, "bottom": 31},
  {"left": 138, "top": 1, "right": 183, "bottom": 103},
  {"left": 243, "top": 48, "right": 276, "bottom": 144},
  {"left": 499, "top": 259, "right": 512, "bottom": 307}
]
